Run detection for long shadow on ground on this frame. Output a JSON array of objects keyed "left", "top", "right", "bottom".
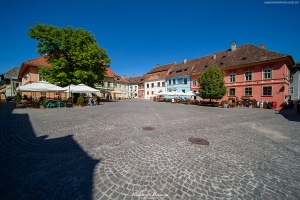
[
  {"left": 0, "top": 103, "right": 99, "bottom": 199},
  {"left": 276, "top": 108, "right": 300, "bottom": 122}
]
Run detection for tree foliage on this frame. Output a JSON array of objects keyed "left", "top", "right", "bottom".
[
  {"left": 198, "top": 65, "right": 226, "bottom": 101},
  {"left": 27, "top": 22, "right": 111, "bottom": 87}
]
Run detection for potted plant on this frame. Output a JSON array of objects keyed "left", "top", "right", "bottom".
[
  {"left": 222, "top": 100, "right": 229, "bottom": 108},
  {"left": 39, "top": 101, "right": 45, "bottom": 109},
  {"left": 77, "top": 96, "right": 84, "bottom": 107},
  {"left": 14, "top": 95, "right": 21, "bottom": 104}
]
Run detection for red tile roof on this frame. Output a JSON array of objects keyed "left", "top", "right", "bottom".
[
  {"left": 105, "top": 68, "right": 117, "bottom": 78},
  {"left": 166, "top": 59, "right": 196, "bottom": 78},
  {"left": 146, "top": 62, "right": 175, "bottom": 80},
  {"left": 191, "top": 44, "right": 294, "bottom": 74},
  {"left": 23, "top": 56, "right": 51, "bottom": 67}
]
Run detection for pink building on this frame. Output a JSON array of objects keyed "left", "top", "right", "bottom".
[{"left": 190, "top": 42, "right": 295, "bottom": 110}]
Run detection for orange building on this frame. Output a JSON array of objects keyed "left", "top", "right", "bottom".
[{"left": 17, "top": 56, "right": 65, "bottom": 99}]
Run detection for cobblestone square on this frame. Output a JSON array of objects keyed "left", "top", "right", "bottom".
[{"left": 1, "top": 100, "right": 300, "bottom": 199}]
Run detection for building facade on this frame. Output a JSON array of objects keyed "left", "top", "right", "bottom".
[
  {"left": 144, "top": 63, "right": 174, "bottom": 99},
  {"left": 289, "top": 62, "right": 300, "bottom": 100},
  {"left": 165, "top": 59, "right": 194, "bottom": 98},
  {"left": 0, "top": 67, "right": 21, "bottom": 98},
  {"left": 189, "top": 42, "right": 295, "bottom": 110}
]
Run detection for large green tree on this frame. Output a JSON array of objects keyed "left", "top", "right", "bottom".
[
  {"left": 198, "top": 65, "right": 226, "bottom": 101},
  {"left": 27, "top": 22, "right": 111, "bottom": 87}
]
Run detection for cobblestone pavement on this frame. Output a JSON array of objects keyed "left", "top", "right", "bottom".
[{"left": 1, "top": 100, "right": 300, "bottom": 200}]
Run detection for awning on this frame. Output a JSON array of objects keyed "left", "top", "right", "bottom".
[
  {"left": 241, "top": 96, "right": 250, "bottom": 100},
  {"left": 100, "top": 89, "right": 110, "bottom": 93}
]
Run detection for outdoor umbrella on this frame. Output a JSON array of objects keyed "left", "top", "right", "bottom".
[
  {"left": 16, "top": 81, "right": 67, "bottom": 92},
  {"left": 70, "top": 84, "right": 99, "bottom": 93}
]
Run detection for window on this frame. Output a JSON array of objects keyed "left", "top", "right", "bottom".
[
  {"left": 147, "top": 91, "right": 149, "bottom": 95},
  {"left": 114, "top": 83, "right": 117, "bottom": 88},
  {"left": 151, "top": 83, "right": 154, "bottom": 88},
  {"left": 229, "top": 88, "right": 235, "bottom": 96},
  {"left": 245, "top": 71, "right": 252, "bottom": 81},
  {"left": 263, "top": 68, "right": 272, "bottom": 79},
  {"left": 192, "top": 79, "right": 197, "bottom": 87},
  {"left": 162, "top": 82, "right": 165, "bottom": 87},
  {"left": 55, "top": 92, "right": 61, "bottom": 95},
  {"left": 289, "top": 86, "right": 294, "bottom": 94},
  {"left": 290, "top": 73, "right": 294, "bottom": 82},
  {"left": 147, "top": 83, "right": 149, "bottom": 88},
  {"left": 168, "top": 80, "right": 171, "bottom": 85},
  {"left": 245, "top": 88, "right": 252, "bottom": 96},
  {"left": 182, "top": 89, "right": 185, "bottom": 93},
  {"left": 184, "top": 78, "right": 187, "bottom": 84},
  {"left": 178, "top": 78, "right": 183, "bottom": 84},
  {"left": 40, "top": 92, "right": 46, "bottom": 96},
  {"left": 135, "top": 86, "right": 137, "bottom": 90},
  {"left": 263, "top": 86, "right": 272, "bottom": 96},
  {"left": 151, "top": 91, "right": 154, "bottom": 95},
  {"left": 173, "top": 79, "right": 176, "bottom": 85},
  {"left": 120, "top": 84, "right": 122, "bottom": 89},
  {"left": 229, "top": 74, "right": 236, "bottom": 82},
  {"left": 157, "top": 82, "right": 160, "bottom": 87},
  {"left": 38, "top": 72, "right": 45, "bottom": 81}
]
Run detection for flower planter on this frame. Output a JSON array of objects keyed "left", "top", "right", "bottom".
[
  {"left": 223, "top": 104, "right": 228, "bottom": 108},
  {"left": 66, "top": 104, "right": 73, "bottom": 108},
  {"left": 40, "top": 105, "right": 45, "bottom": 109},
  {"left": 78, "top": 104, "right": 83, "bottom": 107}
]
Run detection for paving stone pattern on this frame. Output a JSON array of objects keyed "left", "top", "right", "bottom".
[{"left": 1, "top": 101, "right": 300, "bottom": 199}]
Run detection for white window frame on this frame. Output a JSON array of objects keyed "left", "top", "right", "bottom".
[
  {"left": 192, "top": 79, "right": 197, "bottom": 87},
  {"left": 262, "top": 68, "right": 272, "bottom": 80},
  {"left": 162, "top": 82, "right": 165, "bottom": 87},
  {"left": 244, "top": 71, "right": 252, "bottom": 81},
  {"left": 289, "top": 86, "right": 294, "bottom": 94},
  {"left": 178, "top": 78, "right": 183, "bottom": 84},
  {"left": 229, "top": 74, "right": 236, "bottom": 82},
  {"left": 184, "top": 78, "right": 187, "bottom": 84},
  {"left": 151, "top": 83, "right": 154, "bottom": 88},
  {"left": 157, "top": 82, "right": 160, "bottom": 87}
]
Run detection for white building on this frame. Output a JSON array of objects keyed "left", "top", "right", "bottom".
[{"left": 144, "top": 63, "right": 175, "bottom": 99}]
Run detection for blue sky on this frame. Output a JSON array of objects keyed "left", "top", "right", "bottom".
[{"left": 0, "top": 0, "right": 299, "bottom": 77}]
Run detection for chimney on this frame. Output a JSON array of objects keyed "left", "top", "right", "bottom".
[
  {"left": 260, "top": 43, "right": 264, "bottom": 49},
  {"left": 184, "top": 58, "right": 187, "bottom": 63},
  {"left": 132, "top": 73, "right": 135, "bottom": 78},
  {"left": 231, "top": 41, "right": 236, "bottom": 51},
  {"left": 213, "top": 53, "right": 216, "bottom": 59},
  {"left": 122, "top": 75, "right": 126, "bottom": 78}
]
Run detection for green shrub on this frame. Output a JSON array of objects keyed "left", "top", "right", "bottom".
[
  {"left": 77, "top": 96, "right": 84, "bottom": 105},
  {"left": 14, "top": 95, "right": 21, "bottom": 103}
]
